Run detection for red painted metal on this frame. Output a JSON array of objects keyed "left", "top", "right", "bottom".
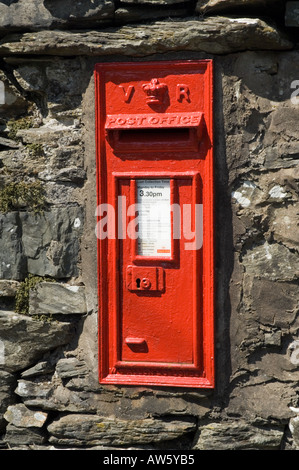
[{"left": 95, "top": 60, "right": 214, "bottom": 388}]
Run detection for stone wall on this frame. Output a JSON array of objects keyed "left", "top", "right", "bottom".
[{"left": 0, "top": 0, "right": 298, "bottom": 450}]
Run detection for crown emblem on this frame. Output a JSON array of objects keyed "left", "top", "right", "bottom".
[{"left": 142, "top": 78, "right": 168, "bottom": 105}]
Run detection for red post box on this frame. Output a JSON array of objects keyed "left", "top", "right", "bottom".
[{"left": 95, "top": 60, "right": 214, "bottom": 388}]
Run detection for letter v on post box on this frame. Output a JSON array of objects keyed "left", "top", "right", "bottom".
[{"left": 95, "top": 60, "right": 214, "bottom": 388}]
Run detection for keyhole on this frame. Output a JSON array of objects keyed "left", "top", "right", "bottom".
[{"left": 136, "top": 278, "right": 141, "bottom": 289}]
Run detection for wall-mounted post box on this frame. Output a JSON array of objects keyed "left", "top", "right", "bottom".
[{"left": 95, "top": 60, "right": 214, "bottom": 388}]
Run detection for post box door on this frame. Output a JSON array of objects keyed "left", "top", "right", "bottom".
[
  {"left": 95, "top": 60, "right": 214, "bottom": 388},
  {"left": 120, "top": 175, "right": 200, "bottom": 366}
]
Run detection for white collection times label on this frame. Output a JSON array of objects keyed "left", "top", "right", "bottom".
[{"left": 136, "top": 179, "right": 171, "bottom": 258}]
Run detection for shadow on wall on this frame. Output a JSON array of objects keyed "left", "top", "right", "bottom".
[
  {"left": 0, "top": 0, "right": 19, "bottom": 5},
  {"left": 43, "top": 0, "right": 107, "bottom": 20},
  {"left": 212, "top": 56, "right": 234, "bottom": 397}
]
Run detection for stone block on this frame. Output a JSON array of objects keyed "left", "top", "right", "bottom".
[
  {"left": 20, "top": 360, "right": 56, "bottom": 379},
  {"left": 119, "top": 0, "right": 188, "bottom": 3},
  {"left": 29, "top": 282, "right": 87, "bottom": 315},
  {"left": 55, "top": 358, "right": 88, "bottom": 378},
  {"left": 228, "top": 382, "right": 296, "bottom": 422},
  {"left": 289, "top": 410, "right": 299, "bottom": 449},
  {"left": 4, "top": 423, "right": 47, "bottom": 446},
  {"left": 196, "top": 0, "right": 282, "bottom": 14},
  {"left": 0, "top": 17, "right": 292, "bottom": 57},
  {"left": 0, "top": 71, "right": 28, "bottom": 118},
  {"left": 0, "top": 310, "right": 73, "bottom": 373},
  {"left": 250, "top": 278, "right": 298, "bottom": 328},
  {"left": 47, "top": 414, "right": 196, "bottom": 447},
  {"left": 242, "top": 241, "right": 299, "bottom": 282},
  {"left": 193, "top": 421, "right": 284, "bottom": 450},
  {"left": 0, "top": 0, "right": 114, "bottom": 33},
  {"left": 20, "top": 206, "right": 84, "bottom": 279},
  {"left": 0, "top": 280, "right": 20, "bottom": 297},
  {"left": 0, "top": 137, "right": 20, "bottom": 149},
  {"left": 4, "top": 404, "right": 47, "bottom": 428},
  {"left": 285, "top": 2, "right": 299, "bottom": 26},
  {"left": 15, "top": 121, "right": 80, "bottom": 145},
  {"left": 115, "top": 5, "right": 189, "bottom": 23},
  {"left": 15, "top": 377, "right": 97, "bottom": 413},
  {"left": 0, "top": 212, "right": 26, "bottom": 280},
  {"left": 0, "top": 371, "right": 16, "bottom": 433},
  {"left": 43, "top": 0, "right": 115, "bottom": 26},
  {"left": 270, "top": 203, "right": 299, "bottom": 251}
]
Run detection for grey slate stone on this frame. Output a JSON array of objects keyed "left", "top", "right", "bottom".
[
  {"left": 0, "top": 370, "right": 16, "bottom": 433},
  {"left": 114, "top": 5, "right": 189, "bottom": 23},
  {"left": 4, "top": 423, "right": 47, "bottom": 446},
  {"left": 0, "top": 137, "right": 20, "bottom": 149},
  {"left": 0, "top": 17, "right": 292, "bottom": 57},
  {"left": 119, "top": 0, "right": 189, "bottom": 3},
  {"left": 4, "top": 404, "right": 48, "bottom": 428},
  {"left": 196, "top": 0, "right": 282, "bottom": 13},
  {"left": 193, "top": 421, "right": 284, "bottom": 450},
  {"left": 0, "top": 310, "right": 73, "bottom": 373},
  {"left": 21, "top": 360, "right": 56, "bottom": 378},
  {"left": 29, "top": 282, "right": 87, "bottom": 315},
  {"left": 15, "top": 377, "right": 97, "bottom": 412},
  {"left": 0, "top": 0, "right": 114, "bottom": 32},
  {"left": 0, "top": 280, "right": 20, "bottom": 297},
  {"left": 285, "top": 1, "right": 299, "bottom": 26},
  {"left": 47, "top": 414, "right": 196, "bottom": 447},
  {"left": 0, "top": 212, "right": 26, "bottom": 280},
  {"left": 20, "top": 206, "right": 84, "bottom": 279},
  {"left": 55, "top": 358, "right": 88, "bottom": 378},
  {"left": 0, "top": 205, "right": 84, "bottom": 281},
  {"left": 0, "top": 71, "right": 28, "bottom": 119},
  {"left": 290, "top": 410, "right": 299, "bottom": 449},
  {"left": 242, "top": 241, "right": 299, "bottom": 282}
]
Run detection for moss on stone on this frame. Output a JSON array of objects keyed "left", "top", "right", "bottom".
[
  {"left": 7, "top": 117, "right": 33, "bottom": 141},
  {"left": 26, "top": 143, "right": 44, "bottom": 157},
  {"left": 0, "top": 181, "right": 46, "bottom": 213},
  {"left": 15, "top": 274, "right": 55, "bottom": 317}
]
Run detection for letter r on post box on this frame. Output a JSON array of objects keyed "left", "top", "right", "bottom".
[{"left": 176, "top": 84, "right": 190, "bottom": 102}]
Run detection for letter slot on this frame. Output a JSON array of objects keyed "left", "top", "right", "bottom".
[{"left": 95, "top": 60, "right": 214, "bottom": 388}]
